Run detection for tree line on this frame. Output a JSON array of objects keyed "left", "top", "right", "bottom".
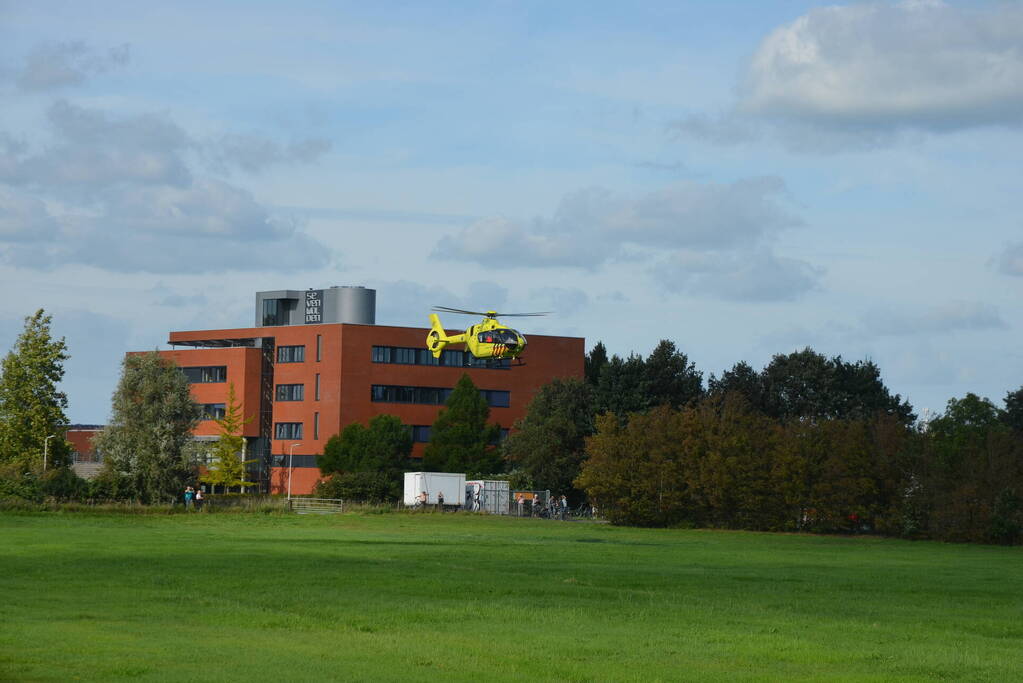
[
  {"left": 1, "top": 310, "right": 1020, "bottom": 545},
  {"left": 506, "top": 341, "right": 1023, "bottom": 544}
]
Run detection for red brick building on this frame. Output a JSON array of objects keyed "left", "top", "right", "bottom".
[{"left": 154, "top": 287, "right": 584, "bottom": 494}]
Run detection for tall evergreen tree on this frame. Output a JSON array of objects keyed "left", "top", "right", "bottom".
[
  {"left": 593, "top": 352, "right": 649, "bottom": 417},
  {"left": 1003, "top": 386, "right": 1023, "bottom": 433},
  {"left": 422, "top": 374, "right": 501, "bottom": 476},
  {"left": 0, "top": 310, "right": 71, "bottom": 470},
  {"left": 584, "top": 341, "right": 609, "bottom": 386},
  {"left": 94, "top": 352, "right": 203, "bottom": 503},
  {"left": 644, "top": 339, "right": 703, "bottom": 409}
]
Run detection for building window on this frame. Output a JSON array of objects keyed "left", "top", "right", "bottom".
[
  {"left": 275, "top": 384, "right": 304, "bottom": 401},
  {"left": 314, "top": 412, "right": 319, "bottom": 440},
  {"left": 316, "top": 334, "right": 322, "bottom": 362},
  {"left": 182, "top": 366, "right": 227, "bottom": 383},
  {"left": 262, "top": 298, "right": 282, "bottom": 326},
  {"left": 200, "top": 403, "right": 226, "bottom": 421},
  {"left": 479, "top": 389, "right": 511, "bottom": 408},
  {"left": 274, "top": 422, "right": 303, "bottom": 440},
  {"left": 277, "top": 345, "right": 305, "bottom": 363},
  {"left": 371, "top": 385, "right": 510, "bottom": 407},
  {"left": 411, "top": 425, "right": 431, "bottom": 443},
  {"left": 370, "top": 346, "right": 508, "bottom": 369},
  {"left": 315, "top": 374, "right": 320, "bottom": 401}
]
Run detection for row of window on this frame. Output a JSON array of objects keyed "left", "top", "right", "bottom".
[
  {"left": 372, "top": 346, "right": 510, "bottom": 369},
  {"left": 182, "top": 366, "right": 227, "bottom": 383},
  {"left": 274, "top": 415, "right": 319, "bottom": 441},
  {"left": 276, "top": 337, "right": 324, "bottom": 363},
  {"left": 370, "top": 385, "right": 510, "bottom": 408}
]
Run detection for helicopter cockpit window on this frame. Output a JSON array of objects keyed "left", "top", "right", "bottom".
[{"left": 477, "top": 329, "right": 519, "bottom": 345}]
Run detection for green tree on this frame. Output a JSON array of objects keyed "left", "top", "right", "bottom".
[
  {"left": 593, "top": 352, "right": 649, "bottom": 417},
  {"left": 576, "top": 406, "right": 690, "bottom": 527},
  {"left": 422, "top": 374, "right": 501, "bottom": 476},
  {"left": 760, "top": 348, "right": 913, "bottom": 422},
  {"left": 917, "top": 393, "right": 1022, "bottom": 543},
  {"left": 200, "top": 383, "right": 254, "bottom": 493},
  {"left": 0, "top": 310, "right": 71, "bottom": 471},
  {"left": 645, "top": 339, "right": 703, "bottom": 409},
  {"left": 1003, "top": 386, "right": 1023, "bottom": 432},
  {"left": 317, "top": 414, "right": 413, "bottom": 500},
  {"left": 503, "top": 378, "right": 594, "bottom": 500},
  {"left": 707, "top": 361, "right": 764, "bottom": 410},
  {"left": 94, "top": 352, "right": 203, "bottom": 503},
  {"left": 584, "top": 341, "right": 609, "bottom": 386}
]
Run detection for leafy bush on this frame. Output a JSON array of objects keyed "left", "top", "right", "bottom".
[{"left": 314, "top": 471, "right": 397, "bottom": 503}]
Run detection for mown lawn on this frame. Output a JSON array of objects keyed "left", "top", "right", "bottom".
[{"left": 1, "top": 510, "right": 1021, "bottom": 681}]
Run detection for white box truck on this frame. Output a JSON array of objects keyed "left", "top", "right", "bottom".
[
  {"left": 403, "top": 472, "right": 466, "bottom": 508},
  {"left": 465, "top": 480, "right": 511, "bottom": 515}
]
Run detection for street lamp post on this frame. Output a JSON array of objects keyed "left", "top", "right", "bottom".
[
  {"left": 43, "top": 434, "right": 56, "bottom": 471},
  {"left": 287, "top": 443, "right": 302, "bottom": 501}
]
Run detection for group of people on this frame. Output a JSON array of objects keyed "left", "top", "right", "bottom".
[
  {"left": 515, "top": 493, "right": 570, "bottom": 519},
  {"left": 182, "top": 486, "right": 205, "bottom": 510},
  {"left": 415, "top": 490, "right": 445, "bottom": 511}
]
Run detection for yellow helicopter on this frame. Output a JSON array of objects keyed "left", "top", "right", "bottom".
[{"left": 427, "top": 306, "right": 549, "bottom": 362}]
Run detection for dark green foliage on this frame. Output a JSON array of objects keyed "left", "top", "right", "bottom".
[
  {"left": 1001, "top": 386, "right": 1023, "bottom": 432},
  {"left": 93, "top": 352, "right": 203, "bottom": 504},
  {"left": 760, "top": 348, "right": 913, "bottom": 422},
  {"left": 502, "top": 378, "right": 594, "bottom": 500},
  {"left": 584, "top": 341, "right": 608, "bottom": 386},
  {"left": 422, "top": 374, "right": 501, "bottom": 476},
  {"left": 0, "top": 309, "right": 72, "bottom": 471},
  {"left": 593, "top": 352, "right": 649, "bottom": 417},
  {"left": 644, "top": 339, "right": 703, "bottom": 409},
  {"left": 577, "top": 398, "right": 911, "bottom": 532},
  {"left": 911, "top": 393, "right": 1023, "bottom": 544},
  {"left": 708, "top": 361, "right": 764, "bottom": 409},
  {"left": 317, "top": 414, "right": 412, "bottom": 500},
  {"left": 314, "top": 471, "right": 395, "bottom": 503}
]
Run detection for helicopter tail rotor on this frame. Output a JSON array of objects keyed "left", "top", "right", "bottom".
[{"left": 427, "top": 313, "right": 451, "bottom": 358}]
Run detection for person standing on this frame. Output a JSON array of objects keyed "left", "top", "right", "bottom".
[
  {"left": 195, "top": 488, "right": 204, "bottom": 511},
  {"left": 516, "top": 493, "right": 524, "bottom": 517},
  {"left": 437, "top": 490, "right": 444, "bottom": 512},
  {"left": 560, "top": 495, "right": 568, "bottom": 520},
  {"left": 184, "top": 486, "right": 194, "bottom": 510}
]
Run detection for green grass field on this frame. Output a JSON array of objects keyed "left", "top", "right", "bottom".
[{"left": 1, "top": 511, "right": 1021, "bottom": 682}]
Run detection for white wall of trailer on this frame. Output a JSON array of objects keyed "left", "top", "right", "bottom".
[{"left": 403, "top": 472, "right": 466, "bottom": 506}]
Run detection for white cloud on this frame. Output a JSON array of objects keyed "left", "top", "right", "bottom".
[
  {"left": 679, "top": 1, "right": 1023, "bottom": 149},
  {"left": 862, "top": 301, "right": 1007, "bottom": 336},
  {"left": 744, "top": 1, "right": 1023, "bottom": 128},
  {"left": 0, "top": 97, "right": 335, "bottom": 273},
  {"left": 14, "top": 42, "right": 130, "bottom": 91},
  {"left": 434, "top": 178, "right": 801, "bottom": 267},
  {"left": 653, "top": 249, "right": 823, "bottom": 302},
  {"left": 2, "top": 100, "right": 192, "bottom": 189}
]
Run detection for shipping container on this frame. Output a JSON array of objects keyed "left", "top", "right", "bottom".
[{"left": 465, "top": 480, "right": 511, "bottom": 515}]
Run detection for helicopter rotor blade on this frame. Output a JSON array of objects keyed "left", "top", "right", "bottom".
[
  {"left": 431, "top": 306, "right": 551, "bottom": 317},
  {"left": 431, "top": 306, "right": 488, "bottom": 316}
]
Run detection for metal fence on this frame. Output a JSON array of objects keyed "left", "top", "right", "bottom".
[{"left": 287, "top": 497, "right": 344, "bottom": 514}]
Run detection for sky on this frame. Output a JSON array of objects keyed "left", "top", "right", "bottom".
[{"left": 1, "top": 0, "right": 1021, "bottom": 425}]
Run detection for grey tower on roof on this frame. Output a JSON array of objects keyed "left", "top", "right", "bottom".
[{"left": 255, "top": 286, "right": 376, "bottom": 327}]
